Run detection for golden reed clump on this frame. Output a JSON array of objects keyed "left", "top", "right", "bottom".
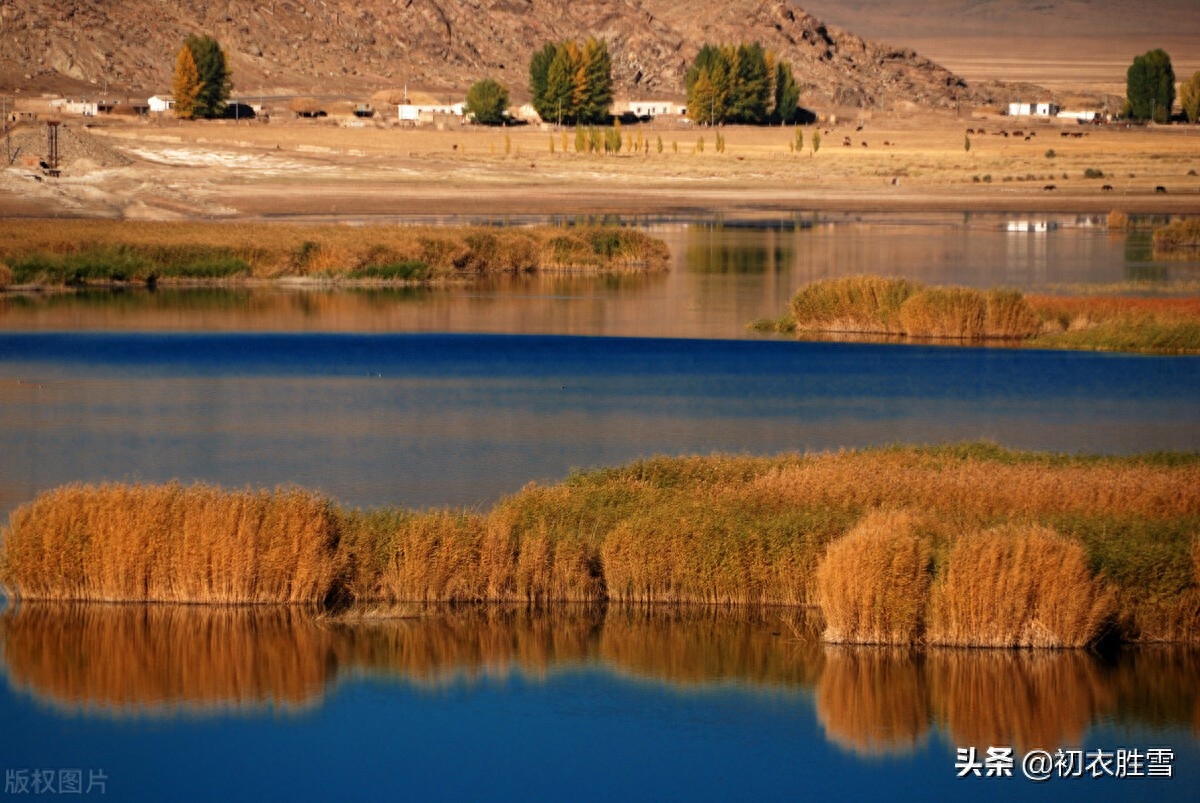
[
  {"left": 788, "top": 277, "right": 1041, "bottom": 340},
  {"left": 814, "top": 511, "right": 931, "bottom": 645},
  {"left": 926, "top": 524, "right": 1115, "bottom": 648},
  {"left": 0, "top": 483, "right": 343, "bottom": 604}
]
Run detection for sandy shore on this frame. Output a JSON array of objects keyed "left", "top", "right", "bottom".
[{"left": 2, "top": 111, "right": 1199, "bottom": 220}]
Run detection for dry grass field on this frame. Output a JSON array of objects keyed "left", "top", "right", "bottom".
[{"left": 2, "top": 110, "right": 1199, "bottom": 221}]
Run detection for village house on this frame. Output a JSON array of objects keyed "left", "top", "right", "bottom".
[
  {"left": 621, "top": 100, "right": 685, "bottom": 118},
  {"left": 398, "top": 102, "right": 466, "bottom": 125},
  {"left": 1007, "top": 101, "right": 1060, "bottom": 117},
  {"left": 148, "top": 95, "right": 175, "bottom": 113}
]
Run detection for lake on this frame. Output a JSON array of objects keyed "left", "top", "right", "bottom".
[{"left": 1, "top": 214, "right": 1197, "bottom": 800}]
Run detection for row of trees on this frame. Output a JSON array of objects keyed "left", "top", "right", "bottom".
[
  {"left": 529, "top": 38, "right": 614, "bottom": 126},
  {"left": 171, "top": 34, "right": 232, "bottom": 119},
  {"left": 685, "top": 43, "right": 801, "bottom": 126}
]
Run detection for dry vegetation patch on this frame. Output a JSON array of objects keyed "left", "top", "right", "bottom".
[
  {"left": 771, "top": 275, "right": 1200, "bottom": 353},
  {"left": 0, "top": 220, "right": 670, "bottom": 288},
  {"left": 926, "top": 524, "right": 1116, "bottom": 648},
  {"left": 1, "top": 446, "right": 1196, "bottom": 644},
  {"left": 815, "top": 511, "right": 931, "bottom": 645}
]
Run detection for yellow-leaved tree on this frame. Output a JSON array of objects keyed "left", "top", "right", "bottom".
[{"left": 172, "top": 45, "right": 200, "bottom": 120}]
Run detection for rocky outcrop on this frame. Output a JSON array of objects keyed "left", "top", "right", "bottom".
[{"left": 0, "top": 0, "right": 998, "bottom": 109}]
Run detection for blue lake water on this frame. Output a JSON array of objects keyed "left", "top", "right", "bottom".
[
  {"left": 1, "top": 214, "right": 1198, "bottom": 801},
  {"left": 0, "top": 605, "right": 1196, "bottom": 802},
  {"left": 1, "top": 332, "right": 1197, "bottom": 516}
]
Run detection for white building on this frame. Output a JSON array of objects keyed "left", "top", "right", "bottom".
[
  {"left": 622, "top": 100, "right": 685, "bottom": 118},
  {"left": 1056, "top": 110, "right": 1100, "bottom": 122},
  {"left": 398, "top": 103, "right": 465, "bottom": 122},
  {"left": 1008, "top": 101, "right": 1059, "bottom": 117},
  {"left": 148, "top": 95, "right": 175, "bottom": 113}
]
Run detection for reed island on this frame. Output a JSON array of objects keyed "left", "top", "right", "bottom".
[{"left": 2, "top": 444, "right": 1197, "bottom": 648}]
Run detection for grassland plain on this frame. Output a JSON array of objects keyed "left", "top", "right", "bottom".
[
  {"left": 753, "top": 275, "right": 1200, "bottom": 354},
  {"left": 1, "top": 444, "right": 1197, "bottom": 645},
  {"left": 0, "top": 220, "right": 670, "bottom": 289}
]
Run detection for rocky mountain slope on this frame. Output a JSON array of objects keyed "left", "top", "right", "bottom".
[{"left": 0, "top": 0, "right": 998, "bottom": 109}]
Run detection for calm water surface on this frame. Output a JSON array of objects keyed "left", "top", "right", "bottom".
[
  {"left": 1, "top": 332, "right": 1197, "bottom": 516},
  {"left": 1, "top": 215, "right": 1198, "bottom": 801},
  {"left": 0, "top": 604, "right": 1196, "bottom": 802}
]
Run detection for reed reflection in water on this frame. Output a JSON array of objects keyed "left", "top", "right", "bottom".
[{"left": 1, "top": 603, "right": 1197, "bottom": 756}]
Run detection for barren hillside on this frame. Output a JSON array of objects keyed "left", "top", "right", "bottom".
[{"left": 0, "top": 0, "right": 999, "bottom": 109}]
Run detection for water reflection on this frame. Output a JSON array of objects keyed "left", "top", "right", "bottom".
[
  {"left": 3, "top": 216, "right": 1197, "bottom": 338},
  {"left": 3, "top": 603, "right": 1197, "bottom": 756}
]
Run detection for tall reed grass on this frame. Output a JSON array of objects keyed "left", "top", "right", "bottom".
[
  {"left": 1152, "top": 218, "right": 1200, "bottom": 252},
  {"left": 2, "top": 446, "right": 1196, "bottom": 644},
  {"left": 0, "top": 483, "right": 343, "bottom": 604},
  {"left": 814, "top": 511, "right": 931, "bottom": 645},
  {"left": 0, "top": 220, "right": 670, "bottom": 287},
  {"left": 926, "top": 524, "right": 1115, "bottom": 648},
  {"left": 787, "top": 277, "right": 1041, "bottom": 339}
]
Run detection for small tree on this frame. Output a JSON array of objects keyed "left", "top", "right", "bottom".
[
  {"left": 794, "top": 127, "right": 803, "bottom": 153},
  {"left": 171, "top": 45, "right": 201, "bottom": 120},
  {"left": 465, "top": 78, "right": 509, "bottom": 126},
  {"left": 964, "top": 134, "right": 971, "bottom": 152},
  {"left": 1181, "top": 71, "right": 1200, "bottom": 123},
  {"left": 1125, "top": 48, "right": 1175, "bottom": 122},
  {"left": 812, "top": 128, "right": 821, "bottom": 154}
]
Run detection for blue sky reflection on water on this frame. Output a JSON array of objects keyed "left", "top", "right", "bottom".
[{"left": 0, "top": 332, "right": 1197, "bottom": 516}]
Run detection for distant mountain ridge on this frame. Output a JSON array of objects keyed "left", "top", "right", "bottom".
[{"left": 0, "top": 0, "right": 1000, "bottom": 109}]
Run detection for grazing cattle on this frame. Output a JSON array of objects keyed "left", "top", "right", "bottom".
[
  {"left": 1024, "top": 136, "right": 1031, "bottom": 141},
  {"left": 861, "top": 141, "right": 868, "bottom": 147},
  {"left": 883, "top": 140, "right": 891, "bottom": 146},
  {"left": 1156, "top": 186, "right": 1167, "bottom": 193},
  {"left": 1061, "top": 131, "right": 1070, "bottom": 137},
  {"left": 966, "top": 128, "right": 975, "bottom": 134},
  {"left": 1002, "top": 131, "right": 1009, "bottom": 137},
  {"left": 843, "top": 137, "right": 852, "bottom": 147},
  {"left": 1072, "top": 132, "right": 1084, "bottom": 138},
  {"left": 1013, "top": 131, "right": 1024, "bottom": 137},
  {"left": 1043, "top": 184, "right": 1057, "bottom": 191},
  {"left": 855, "top": 125, "right": 864, "bottom": 131},
  {"left": 1028, "top": 131, "right": 1036, "bottom": 137},
  {"left": 1101, "top": 185, "right": 1114, "bottom": 191}
]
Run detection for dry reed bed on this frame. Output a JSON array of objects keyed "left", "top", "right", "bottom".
[
  {"left": 0, "top": 219, "right": 670, "bottom": 288},
  {"left": 775, "top": 276, "right": 1200, "bottom": 354},
  {"left": 1, "top": 445, "right": 1196, "bottom": 644}
]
